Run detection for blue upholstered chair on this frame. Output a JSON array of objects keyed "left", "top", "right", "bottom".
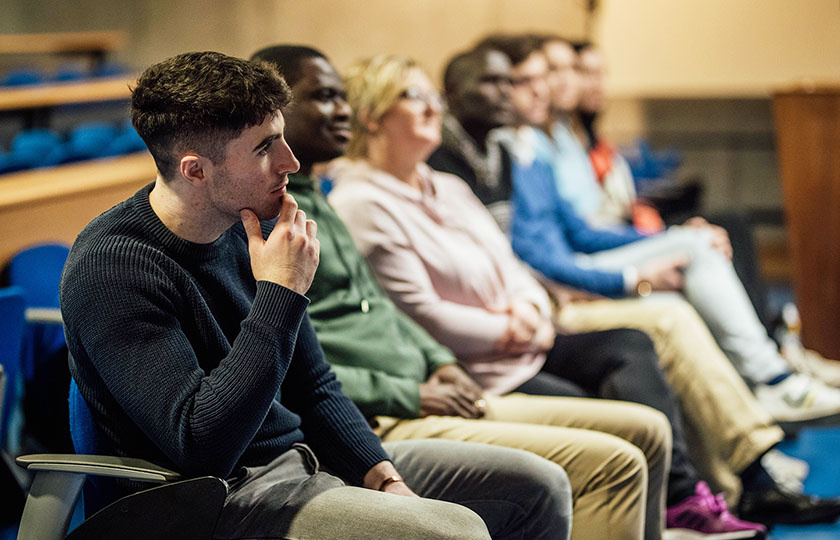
[
  {"left": 14, "top": 376, "right": 227, "bottom": 540},
  {"left": 101, "top": 122, "right": 147, "bottom": 157},
  {"left": 7, "top": 130, "right": 66, "bottom": 170},
  {"left": 0, "top": 287, "right": 26, "bottom": 450},
  {"left": 0, "top": 69, "right": 45, "bottom": 87},
  {"left": 7, "top": 244, "right": 69, "bottom": 381},
  {"left": 52, "top": 64, "right": 88, "bottom": 83},
  {"left": 91, "top": 62, "right": 128, "bottom": 78},
  {"left": 61, "top": 123, "right": 119, "bottom": 163}
]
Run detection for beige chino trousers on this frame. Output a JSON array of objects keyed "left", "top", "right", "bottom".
[
  {"left": 376, "top": 395, "right": 672, "bottom": 540},
  {"left": 556, "top": 295, "right": 784, "bottom": 502}
]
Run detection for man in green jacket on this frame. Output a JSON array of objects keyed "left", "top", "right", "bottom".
[{"left": 251, "top": 44, "right": 680, "bottom": 540}]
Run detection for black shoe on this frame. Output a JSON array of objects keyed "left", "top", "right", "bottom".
[{"left": 739, "top": 485, "right": 840, "bottom": 526}]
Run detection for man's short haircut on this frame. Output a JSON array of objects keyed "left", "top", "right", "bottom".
[
  {"left": 131, "top": 51, "right": 292, "bottom": 180},
  {"left": 250, "top": 45, "right": 327, "bottom": 86},
  {"left": 442, "top": 49, "right": 487, "bottom": 97},
  {"left": 475, "top": 33, "right": 544, "bottom": 66}
]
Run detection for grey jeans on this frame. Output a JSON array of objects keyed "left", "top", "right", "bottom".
[
  {"left": 577, "top": 226, "right": 788, "bottom": 385},
  {"left": 212, "top": 439, "right": 573, "bottom": 540}
]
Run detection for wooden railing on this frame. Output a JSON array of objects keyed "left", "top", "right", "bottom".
[
  {"left": 0, "top": 76, "right": 133, "bottom": 111},
  {"left": 0, "top": 152, "right": 156, "bottom": 266},
  {"left": 0, "top": 30, "right": 126, "bottom": 59}
]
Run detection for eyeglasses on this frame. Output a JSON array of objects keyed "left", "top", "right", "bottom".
[
  {"left": 511, "top": 75, "right": 547, "bottom": 88},
  {"left": 399, "top": 87, "right": 445, "bottom": 110}
]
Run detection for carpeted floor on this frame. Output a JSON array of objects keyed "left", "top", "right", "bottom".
[{"left": 771, "top": 426, "right": 840, "bottom": 539}]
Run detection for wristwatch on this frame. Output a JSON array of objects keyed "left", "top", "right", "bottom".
[{"left": 636, "top": 280, "right": 653, "bottom": 297}]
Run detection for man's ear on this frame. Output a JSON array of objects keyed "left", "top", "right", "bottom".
[{"left": 179, "top": 154, "right": 206, "bottom": 185}]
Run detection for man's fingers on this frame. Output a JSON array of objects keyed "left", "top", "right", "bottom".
[
  {"left": 448, "top": 386, "right": 482, "bottom": 418},
  {"left": 305, "top": 219, "right": 318, "bottom": 240},
  {"left": 450, "top": 393, "right": 480, "bottom": 419},
  {"left": 456, "top": 381, "right": 483, "bottom": 403},
  {"left": 277, "top": 193, "right": 298, "bottom": 223},
  {"left": 240, "top": 209, "right": 263, "bottom": 246},
  {"left": 294, "top": 209, "right": 307, "bottom": 232}
]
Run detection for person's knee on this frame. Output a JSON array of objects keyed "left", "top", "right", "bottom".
[
  {"left": 671, "top": 225, "right": 714, "bottom": 252},
  {"left": 662, "top": 296, "right": 704, "bottom": 327},
  {"left": 477, "top": 449, "right": 573, "bottom": 539},
  {"left": 599, "top": 437, "right": 649, "bottom": 497},
  {"left": 430, "top": 502, "right": 492, "bottom": 540},
  {"left": 600, "top": 329, "right": 662, "bottom": 392},
  {"left": 385, "top": 498, "right": 491, "bottom": 540},
  {"left": 615, "top": 403, "right": 672, "bottom": 466},
  {"left": 288, "top": 487, "right": 491, "bottom": 540},
  {"left": 614, "top": 328, "right": 657, "bottom": 356},
  {"left": 503, "top": 448, "right": 573, "bottom": 506}
]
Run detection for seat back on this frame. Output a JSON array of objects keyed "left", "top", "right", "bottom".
[
  {"left": 101, "top": 123, "right": 147, "bottom": 157},
  {"left": 8, "top": 243, "right": 69, "bottom": 309},
  {"left": 69, "top": 379, "right": 118, "bottom": 516},
  {"left": 8, "top": 243, "right": 70, "bottom": 380},
  {"left": 63, "top": 123, "right": 119, "bottom": 163},
  {"left": 0, "top": 286, "right": 26, "bottom": 449},
  {"left": 0, "top": 68, "right": 44, "bottom": 87},
  {"left": 9, "top": 129, "right": 65, "bottom": 170}
]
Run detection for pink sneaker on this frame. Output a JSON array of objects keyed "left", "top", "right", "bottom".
[{"left": 665, "top": 482, "right": 767, "bottom": 539}]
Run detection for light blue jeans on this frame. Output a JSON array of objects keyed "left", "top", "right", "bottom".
[
  {"left": 213, "top": 440, "right": 573, "bottom": 540},
  {"left": 577, "top": 226, "right": 788, "bottom": 385}
]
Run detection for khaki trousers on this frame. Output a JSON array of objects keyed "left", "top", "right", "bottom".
[
  {"left": 556, "top": 295, "right": 784, "bottom": 501},
  {"left": 376, "top": 395, "right": 672, "bottom": 540}
]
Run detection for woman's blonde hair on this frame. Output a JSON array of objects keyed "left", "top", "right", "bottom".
[{"left": 343, "top": 54, "right": 419, "bottom": 158}]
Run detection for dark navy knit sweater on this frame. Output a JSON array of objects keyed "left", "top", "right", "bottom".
[{"left": 60, "top": 183, "right": 388, "bottom": 485}]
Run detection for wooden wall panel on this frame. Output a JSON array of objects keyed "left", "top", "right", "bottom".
[{"left": 773, "top": 87, "right": 840, "bottom": 359}]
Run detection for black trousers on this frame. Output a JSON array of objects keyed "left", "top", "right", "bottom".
[{"left": 514, "top": 328, "right": 698, "bottom": 505}]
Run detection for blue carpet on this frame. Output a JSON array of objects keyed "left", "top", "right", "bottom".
[{"left": 771, "top": 426, "right": 840, "bottom": 539}]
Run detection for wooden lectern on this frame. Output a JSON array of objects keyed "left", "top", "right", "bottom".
[{"left": 772, "top": 85, "right": 840, "bottom": 360}]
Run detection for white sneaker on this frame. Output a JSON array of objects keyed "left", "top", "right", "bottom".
[
  {"left": 783, "top": 345, "right": 840, "bottom": 388},
  {"left": 761, "top": 449, "right": 808, "bottom": 493},
  {"left": 754, "top": 373, "right": 840, "bottom": 423}
]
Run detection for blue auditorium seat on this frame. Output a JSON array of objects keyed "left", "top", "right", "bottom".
[
  {"left": 61, "top": 122, "right": 119, "bottom": 163},
  {"left": 101, "top": 122, "right": 147, "bottom": 157},
  {"left": 0, "top": 68, "right": 45, "bottom": 87},
  {"left": 8, "top": 129, "right": 66, "bottom": 170}
]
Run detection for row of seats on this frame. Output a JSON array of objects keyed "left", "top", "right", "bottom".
[
  {"left": 0, "top": 121, "right": 147, "bottom": 174},
  {"left": 0, "top": 244, "right": 69, "bottom": 451},
  {"left": 0, "top": 244, "right": 71, "bottom": 539},
  {"left": 0, "top": 63, "right": 128, "bottom": 87},
  {"left": 0, "top": 244, "right": 219, "bottom": 540}
]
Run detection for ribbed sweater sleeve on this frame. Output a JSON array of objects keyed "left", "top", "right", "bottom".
[{"left": 280, "top": 316, "right": 389, "bottom": 485}]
